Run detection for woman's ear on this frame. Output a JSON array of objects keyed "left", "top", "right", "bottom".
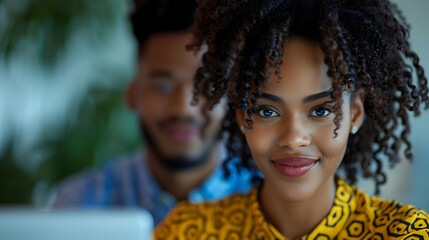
[
  {"left": 350, "top": 89, "right": 365, "bottom": 134},
  {"left": 125, "top": 80, "right": 138, "bottom": 110}
]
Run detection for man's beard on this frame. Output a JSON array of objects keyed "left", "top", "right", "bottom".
[{"left": 139, "top": 117, "right": 218, "bottom": 171}]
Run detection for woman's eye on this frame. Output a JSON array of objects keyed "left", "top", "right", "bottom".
[
  {"left": 257, "top": 108, "right": 279, "bottom": 118},
  {"left": 310, "top": 107, "right": 332, "bottom": 117}
]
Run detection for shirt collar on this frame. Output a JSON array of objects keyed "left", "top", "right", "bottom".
[
  {"left": 188, "top": 145, "right": 232, "bottom": 202},
  {"left": 139, "top": 145, "right": 233, "bottom": 203}
]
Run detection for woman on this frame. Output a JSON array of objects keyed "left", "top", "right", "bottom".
[{"left": 154, "top": 0, "right": 429, "bottom": 239}]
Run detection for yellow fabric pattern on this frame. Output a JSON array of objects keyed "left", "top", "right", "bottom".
[{"left": 154, "top": 177, "right": 429, "bottom": 239}]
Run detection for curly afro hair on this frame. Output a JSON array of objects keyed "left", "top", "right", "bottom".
[{"left": 187, "top": 0, "right": 429, "bottom": 194}]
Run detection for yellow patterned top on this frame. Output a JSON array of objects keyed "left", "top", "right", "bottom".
[{"left": 154, "top": 178, "right": 429, "bottom": 239}]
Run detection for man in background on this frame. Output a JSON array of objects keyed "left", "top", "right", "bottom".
[{"left": 53, "top": 0, "right": 253, "bottom": 225}]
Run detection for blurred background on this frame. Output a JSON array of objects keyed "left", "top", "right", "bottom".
[
  {"left": 0, "top": 0, "right": 428, "bottom": 210},
  {"left": 0, "top": 0, "right": 139, "bottom": 206}
]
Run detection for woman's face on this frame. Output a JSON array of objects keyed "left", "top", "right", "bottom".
[{"left": 237, "top": 37, "right": 364, "bottom": 202}]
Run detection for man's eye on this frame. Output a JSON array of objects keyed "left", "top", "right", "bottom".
[
  {"left": 156, "top": 82, "right": 175, "bottom": 93},
  {"left": 257, "top": 108, "right": 279, "bottom": 118},
  {"left": 310, "top": 107, "right": 332, "bottom": 117}
]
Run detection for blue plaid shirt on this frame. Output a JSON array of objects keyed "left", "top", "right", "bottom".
[{"left": 52, "top": 149, "right": 253, "bottom": 225}]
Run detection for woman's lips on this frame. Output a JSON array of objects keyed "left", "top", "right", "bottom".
[{"left": 272, "top": 157, "right": 318, "bottom": 178}]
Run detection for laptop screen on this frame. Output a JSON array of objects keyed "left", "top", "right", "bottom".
[{"left": 0, "top": 208, "right": 153, "bottom": 240}]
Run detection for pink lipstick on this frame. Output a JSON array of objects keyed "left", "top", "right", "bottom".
[{"left": 272, "top": 157, "right": 317, "bottom": 178}]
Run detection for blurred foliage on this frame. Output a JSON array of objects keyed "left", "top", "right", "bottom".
[
  {"left": 0, "top": 0, "right": 126, "bottom": 67},
  {"left": 0, "top": 89, "right": 140, "bottom": 204},
  {"left": 0, "top": 0, "right": 139, "bottom": 204},
  {"left": 0, "top": 142, "right": 37, "bottom": 204},
  {"left": 36, "top": 88, "right": 140, "bottom": 184}
]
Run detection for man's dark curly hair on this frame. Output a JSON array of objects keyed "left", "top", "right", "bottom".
[
  {"left": 130, "top": 0, "right": 196, "bottom": 53},
  {"left": 187, "top": 0, "right": 429, "bottom": 194}
]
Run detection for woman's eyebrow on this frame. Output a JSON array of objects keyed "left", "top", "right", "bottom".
[
  {"left": 260, "top": 92, "right": 284, "bottom": 103},
  {"left": 260, "top": 90, "right": 331, "bottom": 103},
  {"left": 302, "top": 90, "right": 331, "bottom": 103}
]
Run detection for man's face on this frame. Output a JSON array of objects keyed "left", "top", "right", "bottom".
[{"left": 127, "top": 32, "right": 226, "bottom": 169}]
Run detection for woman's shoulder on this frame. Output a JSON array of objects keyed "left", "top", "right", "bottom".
[
  {"left": 353, "top": 187, "right": 429, "bottom": 238},
  {"left": 371, "top": 195, "right": 429, "bottom": 224},
  {"left": 154, "top": 188, "right": 258, "bottom": 239}
]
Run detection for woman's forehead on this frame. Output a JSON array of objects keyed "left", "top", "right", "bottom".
[
  {"left": 261, "top": 38, "right": 331, "bottom": 96},
  {"left": 282, "top": 37, "right": 324, "bottom": 64}
]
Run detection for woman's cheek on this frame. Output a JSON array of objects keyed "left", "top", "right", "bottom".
[
  {"left": 245, "top": 125, "right": 277, "bottom": 163},
  {"left": 313, "top": 122, "right": 349, "bottom": 163}
]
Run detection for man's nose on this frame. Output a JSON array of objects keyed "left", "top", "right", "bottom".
[{"left": 169, "top": 84, "right": 199, "bottom": 116}]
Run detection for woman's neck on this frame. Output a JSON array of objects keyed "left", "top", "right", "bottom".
[{"left": 259, "top": 176, "right": 336, "bottom": 240}]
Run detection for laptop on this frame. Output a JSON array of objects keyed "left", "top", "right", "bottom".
[{"left": 0, "top": 208, "right": 153, "bottom": 240}]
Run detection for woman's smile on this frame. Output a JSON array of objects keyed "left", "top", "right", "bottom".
[{"left": 271, "top": 157, "right": 319, "bottom": 178}]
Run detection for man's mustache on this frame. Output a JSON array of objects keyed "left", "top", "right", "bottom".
[{"left": 158, "top": 116, "right": 202, "bottom": 129}]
